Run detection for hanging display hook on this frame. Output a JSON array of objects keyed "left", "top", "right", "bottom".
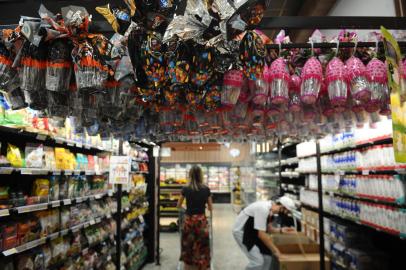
[
  {"left": 352, "top": 40, "right": 358, "bottom": 56},
  {"left": 310, "top": 41, "right": 314, "bottom": 56},
  {"left": 335, "top": 40, "right": 340, "bottom": 57}
]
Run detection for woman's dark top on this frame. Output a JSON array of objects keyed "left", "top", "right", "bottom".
[{"left": 181, "top": 185, "right": 211, "bottom": 215}]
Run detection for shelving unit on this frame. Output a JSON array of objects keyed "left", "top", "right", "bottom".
[
  {"left": 297, "top": 126, "right": 406, "bottom": 269},
  {"left": 0, "top": 127, "right": 156, "bottom": 270}
]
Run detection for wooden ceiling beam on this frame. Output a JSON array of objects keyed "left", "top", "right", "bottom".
[{"left": 289, "top": 0, "right": 338, "bottom": 42}]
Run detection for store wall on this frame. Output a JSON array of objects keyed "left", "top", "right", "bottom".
[
  {"left": 324, "top": 0, "right": 396, "bottom": 40},
  {"left": 161, "top": 143, "right": 253, "bottom": 164}
]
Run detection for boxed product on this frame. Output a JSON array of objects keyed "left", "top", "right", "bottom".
[{"left": 269, "top": 233, "right": 330, "bottom": 270}]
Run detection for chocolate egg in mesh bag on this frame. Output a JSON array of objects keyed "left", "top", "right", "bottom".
[
  {"left": 0, "top": 42, "right": 17, "bottom": 89},
  {"left": 46, "top": 39, "right": 72, "bottom": 92},
  {"left": 20, "top": 41, "right": 47, "bottom": 91},
  {"left": 72, "top": 40, "right": 108, "bottom": 92},
  {"left": 46, "top": 90, "right": 69, "bottom": 119}
]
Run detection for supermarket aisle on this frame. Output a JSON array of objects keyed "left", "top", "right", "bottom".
[{"left": 144, "top": 204, "right": 247, "bottom": 270}]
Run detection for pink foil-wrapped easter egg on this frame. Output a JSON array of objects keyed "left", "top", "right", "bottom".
[
  {"left": 366, "top": 58, "right": 388, "bottom": 113},
  {"left": 346, "top": 56, "right": 370, "bottom": 101},
  {"left": 222, "top": 69, "right": 244, "bottom": 109},
  {"left": 301, "top": 57, "right": 322, "bottom": 104},
  {"left": 325, "top": 57, "right": 348, "bottom": 106},
  {"left": 269, "top": 57, "right": 290, "bottom": 104}
]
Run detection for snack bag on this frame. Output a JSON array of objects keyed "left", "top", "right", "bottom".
[
  {"left": 44, "top": 146, "right": 56, "bottom": 170},
  {"left": 49, "top": 176, "right": 59, "bottom": 201},
  {"left": 54, "top": 147, "right": 66, "bottom": 170},
  {"left": 25, "top": 143, "right": 44, "bottom": 168},
  {"left": 87, "top": 155, "right": 95, "bottom": 171},
  {"left": 7, "top": 144, "right": 24, "bottom": 167},
  {"left": 32, "top": 178, "right": 50, "bottom": 197}
]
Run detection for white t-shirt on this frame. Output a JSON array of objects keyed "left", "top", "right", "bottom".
[{"left": 233, "top": 201, "right": 273, "bottom": 232}]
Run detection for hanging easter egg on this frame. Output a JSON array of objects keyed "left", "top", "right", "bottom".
[
  {"left": 366, "top": 58, "right": 388, "bottom": 113},
  {"left": 300, "top": 57, "right": 322, "bottom": 104},
  {"left": 141, "top": 31, "right": 166, "bottom": 88},
  {"left": 222, "top": 69, "right": 244, "bottom": 109},
  {"left": 325, "top": 57, "right": 348, "bottom": 107},
  {"left": 191, "top": 45, "right": 214, "bottom": 87},
  {"left": 239, "top": 30, "right": 266, "bottom": 81},
  {"left": 346, "top": 56, "right": 370, "bottom": 101},
  {"left": 165, "top": 39, "right": 191, "bottom": 84},
  {"left": 269, "top": 57, "right": 290, "bottom": 104}
]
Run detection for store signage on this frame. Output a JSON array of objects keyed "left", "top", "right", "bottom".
[
  {"left": 382, "top": 27, "right": 406, "bottom": 163},
  {"left": 160, "top": 147, "right": 171, "bottom": 157},
  {"left": 109, "top": 156, "right": 131, "bottom": 185}
]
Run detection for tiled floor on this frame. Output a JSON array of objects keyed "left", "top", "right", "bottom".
[{"left": 144, "top": 204, "right": 248, "bottom": 270}]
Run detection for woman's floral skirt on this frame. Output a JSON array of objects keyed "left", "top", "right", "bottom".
[{"left": 180, "top": 214, "right": 211, "bottom": 268}]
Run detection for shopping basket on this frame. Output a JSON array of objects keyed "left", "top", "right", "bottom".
[{"left": 177, "top": 209, "right": 214, "bottom": 270}]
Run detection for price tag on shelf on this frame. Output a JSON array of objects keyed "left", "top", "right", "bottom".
[
  {"left": 51, "top": 201, "right": 60, "bottom": 208},
  {"left": 76, "top": 197, "right": 83, "bottom": 203},
  {"left": 76, "top": 142, "right": 83, "bottom": 148},
  {"left": 3, "top": 248, "right": 17, "bottom": 256},
  {"left": 67, "top": 141, "right": 75, "bottom": 146},
  {"left": 55, "top": 138, "right": 64, "bottom": 144},
  {"left": 52, "top": 170, "right": 61, "bottom": 175},
  {"left": 63, "top": 199, "right": 71, "bottom": 206},
  {"left": 0, "top": 167, "right": 13, "bottom": 174},
  {"left": 64, "top": 170, "right": 73, "bottom": 175},
  {"left": 60, "top": 229, "right": 69, "bottom": 236},
  {"left": 21, "top": 168, "right": 32, "bottom": 175},
  {"left": 17, "top": 203, "right": 48, "bottom": 214},
  {"left": 84, "top": 222, "right": 90, "bottom": 228},
  {"left": 89, "top": 219, "right": 96, "bottom": 225},
  {"left": 84, "top": 144, "right": 91, "bottom": 149},
  {"left": 49, "top": 233, "right": 59, "bottom": 240},
  {"left": 85, "top": 170, "right": 94, "bottom": 175},
  {"left": 0, "top": 209, "right": 10, "bottom": 217},
  {"left": 94, "top": 194, "right": 103, "bottom": 200},
  {"left": 362, "top": 170, "right": 369, "bottom": 175},
  {"left": 106, "top": 213, "right": 112, "bottom": 219},
  {"left": 95, "top": 217, "right": 101, "bottom": 223},
  {"left": 138, "top": 215, "right": 144, "bottom": 223},
  {"left": 36, "top": 134, "right": 47, "bottom": 141}
]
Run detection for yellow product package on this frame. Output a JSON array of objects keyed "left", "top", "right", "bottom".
[
  {"left": 33, "top": 178, "right": 50, "bottom": 197},
  {"left": 7, "top": 143, "right": 24, "bottom": 167},
  {"left": 54, "top": 147, "right": 66, "bottom": 170}
]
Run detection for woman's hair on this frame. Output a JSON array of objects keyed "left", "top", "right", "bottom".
[{"left": 189, "top": 165, "right": 204, "bottom": 191}]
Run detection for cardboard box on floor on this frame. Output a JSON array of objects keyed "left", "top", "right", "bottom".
[{"left": 268, "top": 233, "right": 330, "bottom": 270}]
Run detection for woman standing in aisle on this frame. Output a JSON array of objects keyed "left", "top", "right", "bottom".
[{"left": 177, "top": 165, "right": 213, "bottom": 270}]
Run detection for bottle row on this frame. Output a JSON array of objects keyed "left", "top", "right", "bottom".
[
  {"left": 300, "top": 190, "right": 406, "bottom": 236},
  {"left": 297, "top": 144, "right": 405, "bottom": 172},
  {"left": 306, "top": 174, "right": 406, "bottom": 203},
  {"left": 302, "top": 208, "right": 393, "bottom": 270},
  {"left": 296, "top": 120, "right": 392, "bottom": 157}
]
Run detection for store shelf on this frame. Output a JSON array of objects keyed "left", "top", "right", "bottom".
[
  {"left": 281, "top": 172, "right": 300, "bottom": 178},
  {"left": 160, "top": 212, "right": 179, "bottom": 217},
  {"left": 298, "top": 135, "right": 393, "bottom": 159},
  {"left": 0, "top": 167, "right": 109, "bottom": 175},
  {"left": 301, "top": 203, "right": 404, "bottom": 239},
  {"left": 297, "top": 166, "right": 406, "bottom": 175},
  {"left": 1, "top": 213, "right": 113, "bottom": 257},
  {"left": 0, "top": 125, "right": 115, "bottom": 153},
  {"left": 0, "top": 192, "right": 110, "bottom": 217},
  {"left": 323, "top": 190, "right": 405, "bottom": 207},
  {"left": 159, "top": 200, "right": 178, "bottom": 205},
  {"left": 159, "top": 185, "right": 184, "bottom": 189}
]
